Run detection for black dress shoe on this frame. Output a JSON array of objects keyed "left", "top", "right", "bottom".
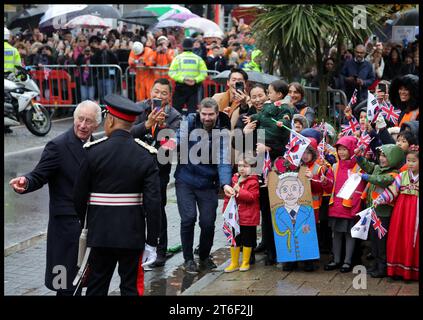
[
  {"left": 264, "top": 251, "right": 276, "bottom": 265},
  {"left": 282, "top": 262, "right": 298, "bottom": 271},
  {"left": 370, "top": 270, "right": 387, "bottom": 278},
  {"left": 324, "top": 261, "right": 342, "bottom": 271},
  {"left": 340, "top": 263, "right": 353, "bottom": 273},
  {"left": 151, "top": 254, "right": 166, "bottom": 267},
  {"left": 366, "top": 264, "right": 378, "bottom": 274},
  {"left": 254, "top": 242, "right": 265, "bottom": 253}
]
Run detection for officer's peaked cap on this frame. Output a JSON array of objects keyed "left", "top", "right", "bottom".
[{"left": 104, "top": 94, "right": 143, "bottom": 122}]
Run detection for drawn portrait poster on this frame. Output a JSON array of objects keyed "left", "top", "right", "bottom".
[{"left": 268, "top": 167, "right": 320, "bottom": 263}]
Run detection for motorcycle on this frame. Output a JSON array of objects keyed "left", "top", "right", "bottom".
[{"left": 4, "top": 66, "right": 51, "bottom": 136}]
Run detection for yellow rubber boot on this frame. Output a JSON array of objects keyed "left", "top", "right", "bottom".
[
  {"left": 239, "top": 247, "right": 252, "bottom": 271},
  {"left": 224, "top": 246, "right": 240, "bottom": 273}
]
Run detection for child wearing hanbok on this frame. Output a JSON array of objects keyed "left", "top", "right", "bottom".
[{"left": 374, "top": 145, "right": 419, "bottom": 281}]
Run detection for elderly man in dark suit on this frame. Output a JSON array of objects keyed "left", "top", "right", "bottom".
[{"left": 9, "top": 100, "right": 102, "bottom": 296}]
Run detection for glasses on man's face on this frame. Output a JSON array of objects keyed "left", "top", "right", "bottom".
[{"left": 77, "top": 116, "right": 95, "bottom": 126}]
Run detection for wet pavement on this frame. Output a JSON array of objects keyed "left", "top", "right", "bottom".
[{"left": 4, "top": 117, "right": 104, "bottom": 249}]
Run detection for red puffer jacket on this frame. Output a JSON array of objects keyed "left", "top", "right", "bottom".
[
  {"left": 223, "top": 174, "right": 260, "bottom": 226},
  {"left": 329, "top": 135, "right": 366, "bottom": 219}
]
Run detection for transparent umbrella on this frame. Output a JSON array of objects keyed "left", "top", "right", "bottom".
[{"left": 213, "top": 70, "right": 280, "bottom": 85}]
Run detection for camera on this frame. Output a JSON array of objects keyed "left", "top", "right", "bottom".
[
  {"left": 235, "top": 81, "right": 244, "bottom": 92},
  {"left": 152, "top": 98, "right": 162, "bottom": 110},
  {"left": 379, "top": 83, "right": 387, "bottom": 94}
]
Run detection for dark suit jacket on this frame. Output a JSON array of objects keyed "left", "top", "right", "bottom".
[{"left": 23, "top": 127, "right": 90, "bottom": 216}]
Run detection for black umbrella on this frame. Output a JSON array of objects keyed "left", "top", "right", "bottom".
[
  {"left": 118, "top": 17, "right": 159, "bottom": 27},
  {"left": 393, "top": 8, "right": 419, "bottom": 26},
  {"left": 78, "top": 5, "right": 121, "bottom": 19},
  {"left": 122, "top": 9, "right": 158, "bottom": 20},
  {"left": 7, "top": 6, "right": 48, "bottom": 30}
]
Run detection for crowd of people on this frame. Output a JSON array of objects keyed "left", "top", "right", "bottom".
[{"left": 6, "top": 19, "right": 419, "bottom": 295}]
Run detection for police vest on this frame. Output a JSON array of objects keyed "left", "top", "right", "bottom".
[
  {"left": 4, "top": 42, "right": 21, "bottom": 73},
  {"left": 329, "top": 162, "right": 361, "bottom": 208},
  {"left": 168, "top": 51, "right": 207, "bottom": 84}
]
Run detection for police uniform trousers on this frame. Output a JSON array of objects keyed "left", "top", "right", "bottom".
[
  {"left": 45, "top": 215, "right": 82, "bottom": 295},
  {"left": 172, "top": 83, "right": 201, "bottom": 114},
  {"left": 86, "top": 247, "right": 144, "bottom": 296}
]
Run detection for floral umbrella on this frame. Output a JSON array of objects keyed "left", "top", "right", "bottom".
[{"left": 64, "top": 15, "right": 109, "bottom": 29}]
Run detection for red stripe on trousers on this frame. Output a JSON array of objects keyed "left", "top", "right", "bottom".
[{"left": 137, "top": 255, "right": 144, "bottom": 296}]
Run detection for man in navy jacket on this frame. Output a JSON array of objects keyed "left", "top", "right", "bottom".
[
  {"left": 9, "top": 101, "right": 102, "bottom": 295},
  {"left": 341, "top": 44, "right": 375, "bottom": 104},
  {"left": 174, "top": 97, "right": 233, "bottom": 274}
]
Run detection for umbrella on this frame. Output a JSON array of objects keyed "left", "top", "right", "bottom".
[
  {"left": 151, "top": 19, "right": 184, "bottom": 30},
  {"left": 182, "top": 17, "right": 223, "bottom": 37},
  {"left": 393, "top": 8, "right": 419, "bottom": 26},
  {"left": 7, "top": 6, "right": 48, "bottom": 30},
  {"left": 64, "top": 15, "right": 108, "bottom": 29},
  {"left": 39, "top": 5, "right": 88, "bottom": 30},
  {"left": 78, "top": 5, "right": 121, "bottom": 19},
  {"left": 212, "top": 70, "right": 280, "bottom": 85},
  {"left": 144, "top": 4, "right": 191, "bottom": 20},
  {"left": 163, "top": 12, "right": 199, "bottom": 22},
  {"left": 122, "top": 9, "right": 158, "bottom": 20}
]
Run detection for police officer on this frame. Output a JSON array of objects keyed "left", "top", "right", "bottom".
[
  {"left": 168, "top": 37, "right": 208, "bottom": 114},
  {"left": 4, "top": 27, "right": 22, "bottom": 76},
  {"left": 73, "top": 94, "right": 161, "bottom": 296}
]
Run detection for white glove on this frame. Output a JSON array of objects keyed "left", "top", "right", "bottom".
[
  {"left": 141, "top": 244, "right": 157, "bottom": 267},
  {"left": 375, "top": 113, "right": 386, "bottom": 130}
]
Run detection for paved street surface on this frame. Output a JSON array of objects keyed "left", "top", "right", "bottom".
[{"left": 4, "top": 118, "right": 419, "bottom": 296}]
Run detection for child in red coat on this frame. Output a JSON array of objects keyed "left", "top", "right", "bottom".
[{"left": 223, "top": 156, "right": 260, "bottom": 272}]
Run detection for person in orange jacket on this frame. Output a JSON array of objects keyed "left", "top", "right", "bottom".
[
  {"left": 154, "top": 36, "right": 174, "bottom": 82},
  {"left": 128, "top": 41, "right": 156, "bottom": 102}
]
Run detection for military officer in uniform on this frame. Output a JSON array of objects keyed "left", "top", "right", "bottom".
[{"left": 73, "top": 94, "right": 161, "bottom": 296}]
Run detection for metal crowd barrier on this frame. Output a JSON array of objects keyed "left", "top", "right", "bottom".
[
  {"left": 25, "top": 64, "right": 124, "bottom": 109},
  {"left": 123, "top": 66, "right": 226, "bottom": 103},
  {"left": 303, "top": 86, "right": 348, "bottom": 128}
]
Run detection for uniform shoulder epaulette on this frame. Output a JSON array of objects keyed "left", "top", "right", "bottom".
[
  {"left": 134, "top": 138, "right": 158, "bottom": 154},
  {"left": 83, "top": 136, "right": 108, "bottom": 148}
]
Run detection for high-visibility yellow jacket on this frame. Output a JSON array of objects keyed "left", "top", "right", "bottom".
[
  {"left": 4, "top": 41, "right": 21, "bottom": 74},
  {"left": 168, "top": 51, "right": 207, "bottom": 84}
]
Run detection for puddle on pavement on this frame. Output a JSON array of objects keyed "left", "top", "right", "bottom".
[{"left": 143, "top": 247, "right": 230, "bottom": 296}]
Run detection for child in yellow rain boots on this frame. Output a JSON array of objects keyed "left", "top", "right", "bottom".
[{"left": 223, "top": 156, "right": 260, "bottom": 272}]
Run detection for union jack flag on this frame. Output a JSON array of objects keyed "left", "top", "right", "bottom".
[
  {"left": 357, "top": 131, "right": 372, "bottom": 151},
  {"left": 371, "top": 209, "right": 387, "bottom": 239},
  {"left": 380, "top": 101, "right": 401, "bottom": 126},
  {"left": 262, "top": 150, "right": 271, "bottom": 180},
  {"left": 348, "top": 89, "right": 358, "bottom": 106},
  {"left": 222, "top": 222, "right": 236, "bottom": 246},
  {"left": 341, "top": 116, "right": 360, "bottom": 136}
]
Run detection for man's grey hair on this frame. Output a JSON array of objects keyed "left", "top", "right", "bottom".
[
  {"left": 199, "top": 97, "right": 219, "bottom": 113},
  {"left": 74, "top": 100, "right": 102, "bottom": 125}
]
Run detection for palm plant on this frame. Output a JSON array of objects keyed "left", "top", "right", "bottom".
[{"left": 252, "top": 4, "right": 391, "bottom": 121}]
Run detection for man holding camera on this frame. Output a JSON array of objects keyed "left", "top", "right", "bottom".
[
  {"left": 341, "top": 44, "right": 375, "bottom": 104},
  {"left": 130, "top": 78, "right": 182, "bottom": 268},
  {"left": 154, "top": 36, "right": 174, "bottom": 80},
  {"left": 212, "top": 68, "right": 250, "bottom": 129}
]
